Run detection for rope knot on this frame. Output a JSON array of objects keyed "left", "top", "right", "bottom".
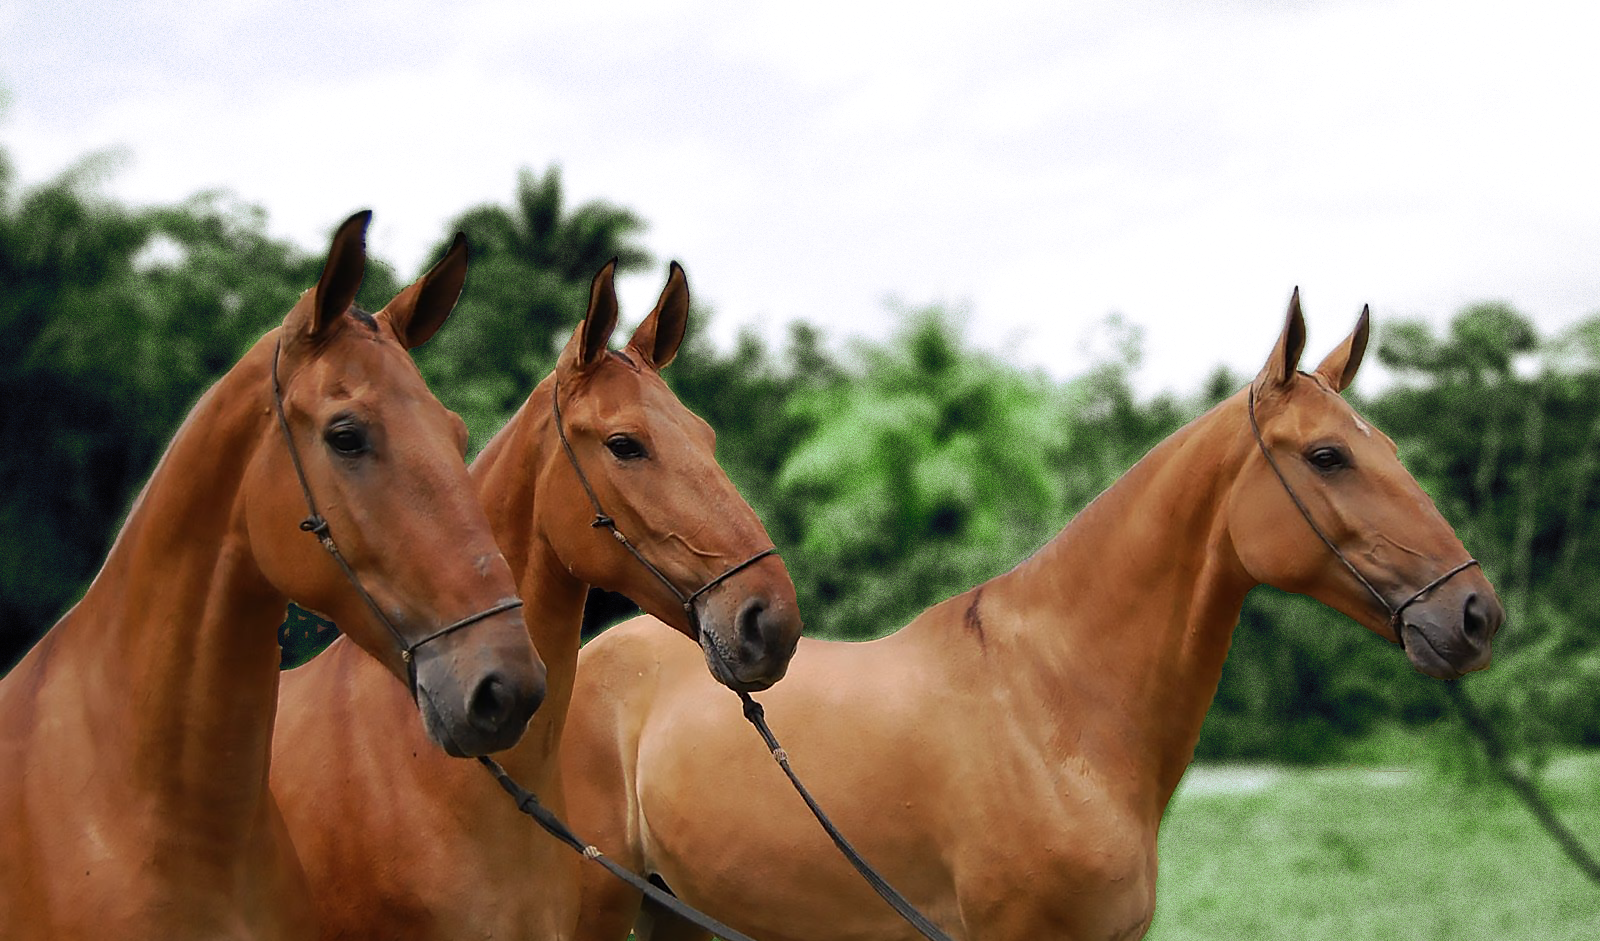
[
  {"left": 300, "top": 515, "right": 329, "bottom": 536},
  {"left": 582, "top": 845, "right": 603, "bottom": 860},
  {"left": 591, "top": 513, "right": 615, "bottom": 530}
]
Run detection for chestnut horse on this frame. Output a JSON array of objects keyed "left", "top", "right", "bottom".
[
  {"left": 563, "top": 295, "right": 1504, "bottom": 941},
  {"left": 0, "top": 212, "right": 546, "bottom": 941},
  {"left": 271, "top": 261, "right": 802, "bottom": 940}
]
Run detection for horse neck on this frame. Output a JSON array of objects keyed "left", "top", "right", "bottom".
[
  {"left": 66, "top": 335, "right": 286, "bottom": 832},
  {"left": 987, "top": 393, "right": 1258, "bottom": 815},
  {"left": 471, "top": 381, "right": 588, "bottom": 785}
]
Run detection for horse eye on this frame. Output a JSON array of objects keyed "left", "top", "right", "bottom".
[
  {"left": 325, "top": 424, "right": 370, "bottom": 456},
  {"left": 1307, "top": 446, "right": 1347, "bottom": 471},
  {"left": 605, "top": 434, "right": 647, "bottom": 461}
]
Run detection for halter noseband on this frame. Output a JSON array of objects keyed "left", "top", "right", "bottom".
[
  {"left": 550, "top": 378, "right": 777, "bottom": 639},
  {"left": 271, "top": 339, "right": 523, "bottom": 695},
  {"left": 1247, "top": 383, "right": 1479, "bottom": 646}
]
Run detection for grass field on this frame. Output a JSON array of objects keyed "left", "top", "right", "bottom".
[{"left": 1147, "top": 752, "right": 1600, "bottom": 940}]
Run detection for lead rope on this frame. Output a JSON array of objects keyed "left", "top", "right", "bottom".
[
  {"left": 477, "top": 755, "right": 768, "bottom": 941},
  {"left": 737, "top": 691, "right": 958, "bottom": 941},
  {"left": 270, "top": 340, "right": 523, "bottom": 696}
]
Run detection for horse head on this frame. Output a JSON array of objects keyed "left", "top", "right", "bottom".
[
  {"left": 247, "top": 211, "right": 546, "bottom": 754},
  {"left": 538, "top": 260, "right": 802, "bottom": 691},
  {"left": 1228, "top": 289, "right": 1503, "bottom": 679}
]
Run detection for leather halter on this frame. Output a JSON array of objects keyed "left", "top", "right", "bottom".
[
  {"left": 550, "top": 378, "right": 776, "bottom": 639},
  {"left": 1247, "top": 382, "right": 1479, "bottom": 646},
  {"left": 271, "top": 339, "right": 523, "bottom": 695}
]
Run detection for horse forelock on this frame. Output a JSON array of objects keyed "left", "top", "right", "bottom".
[{"left": 348, "top": 304, "right": 379, "bottom": 332}]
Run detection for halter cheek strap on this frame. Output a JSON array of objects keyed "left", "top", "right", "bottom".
[
  {"left": 271, "top": 339, "right": 523, "bottom": 695},
  {"left": 550, "top": 378, "right": 776, "bottom": 637},
  {"left": 1247, "top": 383, "right": 1479, "bottom": 644}
]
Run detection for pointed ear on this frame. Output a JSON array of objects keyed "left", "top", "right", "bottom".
[
  {"left": 575, "top": 259, "right": 620, "bottom": 368},
  {"left": 297, "top": 210, "right": 369, "bottom": 341},
  {"left": 627, "top": 262, "right": 689, "bottom": 369},
  {"left": 1257, "top": 287, "right": 1307, "bottom": 391},
  {"left": 1314, "top": 304, "right": 1371, "bottom": 393},
  {"left": 382, "top": 232, "right": 468, "bottom": 349}
]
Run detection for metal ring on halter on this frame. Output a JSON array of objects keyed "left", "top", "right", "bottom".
[
  {"left": 1247, "top": 383, "right": 1479, "bottom": 646},
  {"left": 550, "top": 378, "right": 778, "bottom": 635},
  {"left": 270, "top": 339, "right": 524, "bottom": 695}
]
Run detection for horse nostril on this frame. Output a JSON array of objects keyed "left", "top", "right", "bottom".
[
  {"left": 467, "top": 674, "right": 517, "bottom": 733},
  {"left": 1462, "top": 592, "right": 1498, "bottom": 646},
  {"left": 738, "top": 597, "right": 770, "bottom": 651}
]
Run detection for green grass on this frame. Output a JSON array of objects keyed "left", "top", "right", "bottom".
[{"left": 1148, "top": 753, "right": 1600, "bottom": 940}]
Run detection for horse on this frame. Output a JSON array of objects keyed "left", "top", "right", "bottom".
[
  {"left": 0, "top": 211, "right": 547, "bottom": 940},
  {"left": 270, "top": 260, "right": 803, "bottom": 940},
  {"left": 561, "top": 293, "right": 1505, "bottom": 941}
]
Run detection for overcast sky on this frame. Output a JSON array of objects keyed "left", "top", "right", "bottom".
[{"left": 3, "top": 0, "right": 1595, "bottom": 394}]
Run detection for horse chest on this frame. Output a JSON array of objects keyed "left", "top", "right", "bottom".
[{"left": 954, "top": 781, "right": 1156, "bottom": 940}]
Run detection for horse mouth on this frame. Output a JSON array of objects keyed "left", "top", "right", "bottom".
[
  {"left": 415, "top": 685, "right": 472, "bottom": 758},
  {"left": 1401, "top": 623, "right": 1469, "bottom": 680},
  {"left": 698, "top": 626, "right": 772, "bottom": 693}
]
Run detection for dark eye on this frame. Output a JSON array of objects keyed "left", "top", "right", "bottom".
[
  {"left": 605, "top": 434, "right": 647, "bottom": 461},
  {"left": 1307, "top": 446, "right": 1347, "bottom": 471},
  {"left": 325, "top": 424, "right": 370, "bottom": 456}
]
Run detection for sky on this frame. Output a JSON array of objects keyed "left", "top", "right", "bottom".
[{"left": 3, "top": 0, "right": 1595, "bottom": 395}]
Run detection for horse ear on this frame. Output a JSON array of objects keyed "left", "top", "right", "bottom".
[
  {"left": 296, "top": 210, "right": 370, "bottom": 341},
  {"left": 570, "top": 259, "right": 620, "bottom": 369},
  {"left": 1257, "top": 287, "right": 1307, "bottom": 391},
  {"left": 627, "top": 262, "right": 689, "bottom": 369},
  {"left": 1314, "top": 304, "right": 1371, "bottom": 393},
  {"left": 382, "top": 232, "right": 468, "bottom": 349}
]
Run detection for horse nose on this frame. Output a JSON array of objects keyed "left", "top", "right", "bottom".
[
  {"left": 467, "top": 669, "right": 545, "bottom": 740},
  {"left": 1462, "top": 591, "right": 1503, "bottom": 648}
]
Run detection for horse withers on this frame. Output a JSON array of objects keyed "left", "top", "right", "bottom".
[
  {"left": 271, "top": 260, "right": 801, "bottom": 940},
  {"left": 562, "top": 292, "right": 1502, "bottom": 941},
  {"left": 0, "top": 212, "right": 545, "bottom": 941}
]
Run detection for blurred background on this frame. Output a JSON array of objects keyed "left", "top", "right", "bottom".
[{"left": 4, "top": 1, "right": 1597, "bottom": 936}]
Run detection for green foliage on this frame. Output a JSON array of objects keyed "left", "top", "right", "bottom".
[{"left": 772, "top": 307, "right": 1075, "bottom": 638}]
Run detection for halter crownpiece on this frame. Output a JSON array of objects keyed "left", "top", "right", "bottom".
[
  {"left": 270, "top": 339, "right": 523, "bottom": 695},
  {"left": 1246, "top": 383, "right": 1479, "bottom": 645}
]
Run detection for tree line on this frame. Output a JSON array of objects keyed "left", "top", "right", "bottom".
[{"left": 4, "top": 143, "right": 1595, "bottom": 764}]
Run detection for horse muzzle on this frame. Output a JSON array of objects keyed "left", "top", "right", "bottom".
[
  {"left": 1399, "top": 588, "right": 1502, "bottom": 680},
  {"left": 413, "top": 621, "right": 547, "bottom": 757},
  {"left": 699, "top": 593, "right": 801, "bottom": 693}
]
